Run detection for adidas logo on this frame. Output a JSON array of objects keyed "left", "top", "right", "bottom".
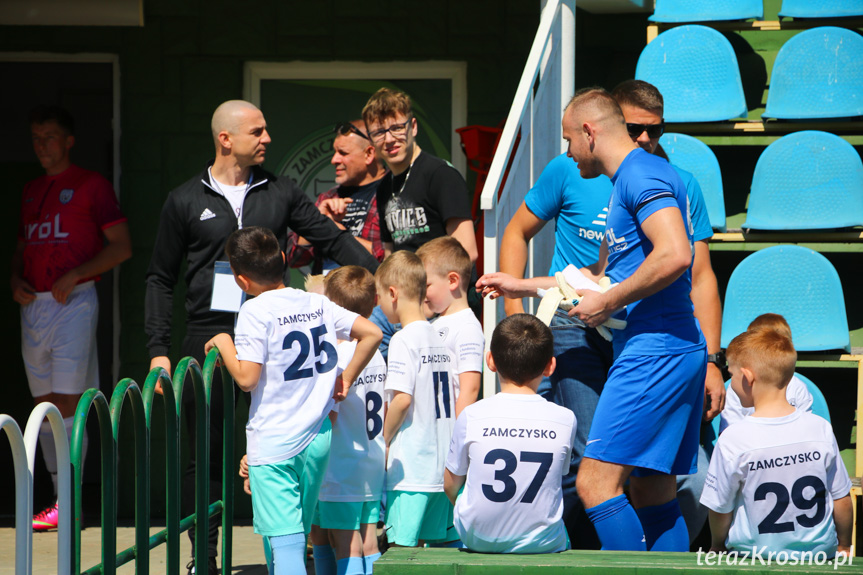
[{"left": 200, "top": 208, "right": 216, "bottom": 221}]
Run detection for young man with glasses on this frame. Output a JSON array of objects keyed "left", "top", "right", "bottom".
[
  {"left": 497, "top": 80, "right": 723, "bottom": 550},
  {"left": 361, "top": 88, "right": 478, "bottom": 263},
  {"left": 287, "top": 120, "right": 386, "bottom": 273}
]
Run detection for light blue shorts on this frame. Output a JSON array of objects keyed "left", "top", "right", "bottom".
[
  {"left": 315, "top": 500, "right": 381, "bottom": 530},
  {"left": 248, "top": 418, "right": 332, "bottom": 536},
  {"left": 385, "top": 490, "right": 449, "bottom": 546}
]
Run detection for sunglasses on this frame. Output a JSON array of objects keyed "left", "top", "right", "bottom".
[
  {"left": 334, "top": 122, "right": 371, "bottom": 141},
  {"left": 626, "top": 122, "right": 665, "bottom": 139}
]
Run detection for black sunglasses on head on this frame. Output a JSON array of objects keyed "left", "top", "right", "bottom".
[
  {"left": 626, "top": 122, "right": 665, "bottom": 139},
  {"left": 334, "top": 122, "right": 371, "bottom": 141}
]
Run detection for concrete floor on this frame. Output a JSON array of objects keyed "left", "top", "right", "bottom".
[{"left": 0, "top": 523, "right": 274, "bottom": 574}]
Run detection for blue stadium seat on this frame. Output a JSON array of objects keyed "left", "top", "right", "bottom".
[
  {"left": 635, "top": 25, "right": 747, "bottom": 122},
  {"left": 659, "top": 132, "right": 727, "bottom": 231},
  {"left": 795, "top": 373, "right": 831, "bottom": 423},
  {"left": 763, "top": 27, "right": 863, "bottom": 119},
  {"left": 650, "top": 0, "right": 763, "bottom": 23},
  {"left": 779, "top": 0, "right": 863, "bottom": 19},
  {"left": 720, "top": 245, "right": 850, "bottom": 352},
  {"left": 743, "top": 131, "right": 863, "bottom": 231}
]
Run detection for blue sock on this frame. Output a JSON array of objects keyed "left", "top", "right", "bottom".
[
  {"left": 585, "top": 494, "right": 646, "bottom": 551},
  {"left": 263, "top": 536, "right": 274, "bottom": 574},
  {"left": 363, "top": 552, "right": 381, "bottom": 574},
  {"left": 312, "top": 544, "right": 336, "bottom": 575},
  {"left": 336, "top": 556, "right": 365, "bottom": 575},
  {"left": 635, "top": 499, "right": 689, "bottom": 551},
  {"left": 269, "top": 533, "right": 306, "bottom": 575}
]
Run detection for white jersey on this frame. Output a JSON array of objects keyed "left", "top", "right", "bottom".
[
  {"left": 446, "top": 393, "right": 576, "bottom": 553},
  {"left": 385, "top": 321, "right": 455, "bottom": 492},
  {"left": 319, "top": 341, "right": 387, "bottom": 502},
  {"left": 720, "top": 375, "right": 814, "bottom": 433},
  {"left": 432, "top": 308, "right": 484, "bottom": 398},
  {"left": 235, "top": 288, "right": 358, "bottom": 465},
  {"left": 701, "top": 410, "right": 851, "bottom": 555}
]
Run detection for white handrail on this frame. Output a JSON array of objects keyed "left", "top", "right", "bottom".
[
  {"left": 0, "top": 415, "right": 30, "bottom": 575},
  {"left": 480, "top": 0, "right": 575, "bottom": 398},
  {"left": 23, "top": 403, "right": 72, "bottom": 575}
]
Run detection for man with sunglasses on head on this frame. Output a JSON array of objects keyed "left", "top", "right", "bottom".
[
  {"left": 145, "top": 100, "right": 378, "bottom": 575},
  {"left": 498, "top": 80, "right": 723, "bottom": 550},
  {"left": 362, "top": 88, "right": 478, "bottom": 263},
  {"left": 287, "top": 120, "right": 386, "bottom": 273}
]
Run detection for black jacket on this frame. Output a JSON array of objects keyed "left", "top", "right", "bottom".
[{"left": 144, "top": 163, "right": 378, "bottom": 358}]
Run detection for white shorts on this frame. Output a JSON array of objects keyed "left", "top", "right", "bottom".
[{"left": 21, "top": 281, "right": 99, "bottom": 397}]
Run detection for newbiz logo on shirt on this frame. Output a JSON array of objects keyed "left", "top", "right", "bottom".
[{"left": 579, "top": 207, "right": 608, "bottom": 241}]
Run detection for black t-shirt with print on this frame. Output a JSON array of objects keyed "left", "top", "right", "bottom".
[{"left": 376, "top": 150, "right": 472, "bottom": 252}]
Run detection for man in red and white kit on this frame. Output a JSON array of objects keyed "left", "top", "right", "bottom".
[{"left": 11, "top": 106, "right": 132, "bottom": 531}]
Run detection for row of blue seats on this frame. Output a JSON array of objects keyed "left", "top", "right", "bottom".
[
  {"left": 661, "top": 130, "right": 863, "bottom": 232},
  {"left": 651, "top": 0, "right": 863, "bottom": 23},
  {"left": 636, "top": 25, "right": 863, "bottom": 121}
]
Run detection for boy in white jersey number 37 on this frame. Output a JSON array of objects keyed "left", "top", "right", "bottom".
[
  {"left": 445, "top": 314, "right": 576, "bottom": 553},
  {"left": 700, "top": 327, "right": 852, "bottom": 559},
  {"left": 205, "top": 227, "right": 382, "bottom": 575}
]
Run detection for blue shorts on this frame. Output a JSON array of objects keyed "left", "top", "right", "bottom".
[
  {"left": 385, "top": 491, "right": 449, "bottom": 546},
  {"left": 248, "top": 418, "right": 332, "bottom": 536},
  {"left": 315, "top": 500, "right": 381, "bottom": 530},
  {"left": 584, "top": 348, "right": 706, "bottom": 476}
]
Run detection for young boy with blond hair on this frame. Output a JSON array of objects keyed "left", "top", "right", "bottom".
[
  {"left": 204, "top": 227, "right": 382, "bottom": 575},
  {"left": 719, "top": 313, "right": 813, "bottom": 433},
  {"left": 700, "top": 328, "right": 852, "bottom": 558},
  {"left": 416, "top": 236, "right": 484, "bottom": 416},
  {"left": 376, "top": 250, "right": 456, "bottom": 547},
  {"left": 311, "top": 266, "right": 387, "bottom": 575}
]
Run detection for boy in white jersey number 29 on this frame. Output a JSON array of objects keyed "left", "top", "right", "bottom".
[
  {"left": 445, "top": 314, "right": 576, "bottom": 553},
  {"left": 204, "top": 227, "right": 382, "bottom": 575},
  {"left": 700, "top": 327, "right": 852, "bottom": 561}
]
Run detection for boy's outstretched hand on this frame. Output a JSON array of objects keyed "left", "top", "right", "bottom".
[{"left": 332, "top": 374, "right": 349, "bottom": 402}]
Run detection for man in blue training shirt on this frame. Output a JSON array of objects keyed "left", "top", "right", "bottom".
[{"left": 478, "top": 87, "right": 706, "bottom": 552}]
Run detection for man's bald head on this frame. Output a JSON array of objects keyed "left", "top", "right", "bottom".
[
  {"left": 563, "top": 87, "right": 626, "bottom": 131},
  {"left": 211, "top": 100, "right": 262, "bottom": 143}
]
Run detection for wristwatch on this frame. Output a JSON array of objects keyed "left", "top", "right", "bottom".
[{"left": 707, "top": 350, "right": 727, "bottom": 370}]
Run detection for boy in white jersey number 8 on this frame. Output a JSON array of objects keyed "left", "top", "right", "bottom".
[
  {"left": 701, "top": 327, "right": 852, "bottom": 558},
  {"left": 205, "top": 227, "right": 382, "bottom": 575},
  {"left": 445, "top": 314, "right": 576, "bottom": 553}
]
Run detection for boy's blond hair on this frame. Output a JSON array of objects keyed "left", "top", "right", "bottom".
[
  {"left": 362, "top": 87, "right": 412, "bottom": 128},
  {"left": 747, "top": 313, "right": 792, "bottom": 340},
  {"left": 375, "top": 251, "right": 426, "bottom": 303},
  {"left": 726, "top": 328, "right": 797, "bottom": 389},
  {"left": 415, "top": 236, "right": 472, "bottom": 290},
  {"left": 325, "top": 265, "right": 376, "bottom": 318},
  {"left": 304, "top": 274, "right": 326, "bottom": 295}
]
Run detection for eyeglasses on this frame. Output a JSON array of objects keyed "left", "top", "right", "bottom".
[
  {"left": 334, "top": 122, "right": 371, "bottom": 141},
  {"left": 367, "top": 118, "right": 412, "bottom": 142},
  {"left": 626, "top": 122, "right": 665, "bottom": 139}
]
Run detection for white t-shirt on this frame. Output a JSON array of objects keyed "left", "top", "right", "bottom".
[
  {"left": 385, "top": 321, "right": 455, "bottom": 492},
  {"left": 208, "top": 167, "right": 249, "bottom": 225},
  {"left": 446, "top": 393, "right": 576, "bottom": 554},
  {"left": 235, "top": 288, "right": 358, "bottom": 465},
  {"left": 432, "top": 308, "right": 484, "bottom": 398},
  {"left": 720, "top": 375, "right": 814, "bottom": 433},
  {"left": 319, "top": 341, "right": 387, "bottom": 502},
  {"left": 701, "top": 410, "right": 851, "bottom": 555}
]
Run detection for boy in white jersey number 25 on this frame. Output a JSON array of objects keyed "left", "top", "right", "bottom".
[
  {"left": 204, "top": 227, "right": 382, "bottom": 575},
  {"left": 445, "top": 314, "right": 577, "bottom": 553}
]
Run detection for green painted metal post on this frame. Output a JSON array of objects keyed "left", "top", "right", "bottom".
[
  {"left": 204, "top": 346, "right": 235, "bottom": 575},
  {"left": 173, "top": 357, "right": 210, "bottom": 575},
  {"left": 143, "top": 367, "right": 181, "bottom": 575},
  {"left": 71, "top": 389, "right": 115, "bottom": 575},
  {"left": 109, "top": 379, "right": 149, "bottom": 575}
]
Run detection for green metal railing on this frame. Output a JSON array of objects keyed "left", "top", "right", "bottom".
[{"left": 68, "top": 347, "right": 235, "bottom": 575}]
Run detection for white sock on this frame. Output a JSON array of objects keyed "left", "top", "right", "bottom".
[{"left": 39, "top": 420, "right": 58, "bottom": 498}]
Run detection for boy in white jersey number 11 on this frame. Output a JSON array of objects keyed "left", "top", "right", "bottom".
[
  {"left": 701, "top": 326, "right": 852, "bottom": 559},
  {"left": 445, "top": 314, "right": 576, "bottom": 553},
  {"left": 204, "top": 227, "right": 382, "bottom": 575}
]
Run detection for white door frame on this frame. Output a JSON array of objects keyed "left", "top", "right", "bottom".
[
  {"left": 0, "top": 51, "right": 122, "bottom": 384},
  {"left": 243, "top": 60, "right": 468, "bottom": 177}
]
